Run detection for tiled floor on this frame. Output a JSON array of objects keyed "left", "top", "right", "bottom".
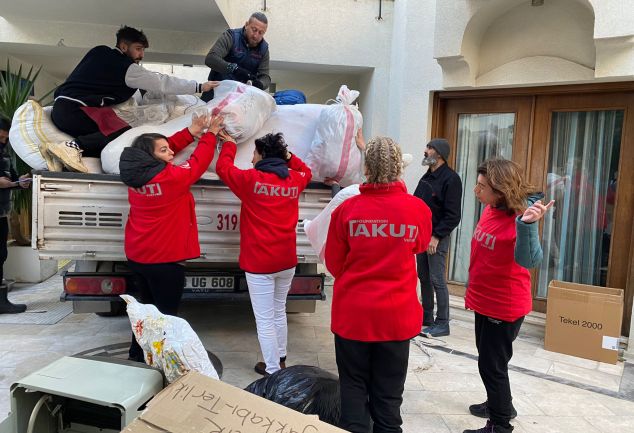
[{"left": 1, "top": 273, "right": 634, "bottom": 432}]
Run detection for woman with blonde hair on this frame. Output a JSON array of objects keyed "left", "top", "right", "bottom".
[
  {"left": 325, "top": 135, "right": 432, "bottom": 433},
  {"left": 464, "top": 158, "right": 553, "bottom": 433}
]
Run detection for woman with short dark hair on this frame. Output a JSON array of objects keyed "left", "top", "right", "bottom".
[{"left": 216, "top": 131, "right": 312, "bottom": 376}]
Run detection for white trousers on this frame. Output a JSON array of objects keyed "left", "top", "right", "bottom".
[{"left": 245, "top": 267, "right": 295, "bottom": 374}]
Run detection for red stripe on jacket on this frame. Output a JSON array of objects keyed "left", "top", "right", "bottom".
[
  {"left": 124, "top": 128, "right": 216, "bottom": 263},
  {"left": 325, "top": 181, "right": 432, "bottom": 342},
  {"left": 216, "top": 141, "right": 312, "bottom": 274},
  {"left": 465, "top": 206, "right": 532, "bottom": 322}
]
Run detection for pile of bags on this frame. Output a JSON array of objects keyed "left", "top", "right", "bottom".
[{"left": 10, "top": 81, "right": 365, "bottom": 186}]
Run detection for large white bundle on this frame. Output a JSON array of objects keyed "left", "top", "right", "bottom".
[
  {"left": 209, "top": 80, "right": 276, "bottom": 143},
  {"left": 113, "top": 94, "right": 207, "bottom": 128},
  {"left": 167, "top": 104, "right": 326, "bottom": 177},
  {"left": 304, "top": 184, "right": 361, "bottom": 264},
  {"left": 121, "top": 295, "right": 219, "bottom": 383},
  {"left": 101, "top": 114, "right": 191, "bottom": 174},
  {"left": 305, "top": 85, "right": 363, "bottom": 186},
  {"left": 9, "top": 100, "right": 73, "bottom": 170}
]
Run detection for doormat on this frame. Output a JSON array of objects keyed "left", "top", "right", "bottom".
[{"left": 0, "top": 300, "right": 72, "bottom": 325}]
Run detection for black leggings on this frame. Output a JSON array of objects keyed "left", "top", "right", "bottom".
[
  {"left": 127, "top": 260, "right": 186, "bottom": 360},
  {"left": 0, "top": 217, "right": 7, "bottom": 284}
]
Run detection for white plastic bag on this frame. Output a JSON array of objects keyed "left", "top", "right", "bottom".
[
  {"left": 121, "top": 295, "right": 219, "bottom": 383},
  {"left": 304, "top": 184, "right": 361, "bottom": 264},
  {"left": 208, "top": 80, "right": 276, "bottom": 143},
  {"left": 9, "top": 100, "right": 73, "bottom": 170},
  {"left": 100, "top": 113, "right": 192, "bottom": 174},
  {"left": 305, "top": 85, "right": 363, "bottom": 186}
]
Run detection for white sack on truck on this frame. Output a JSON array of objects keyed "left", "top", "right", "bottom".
[
  {"left": 114, "top": 94, "right": 208, "bottom": 128},
  {"left": 171, "top": 104, "right": 327, "bottom": 176},
  {"left": 121, "top": 295, "right": 219, "bottom": 383},
  {"left": 304, "top": 184, "right": 361, "bottom": 264},
  {"left": 9, "top": 100, "right": 73, "bottom": 171},
  {"left": 208, "top": 80, "right": 276, "bottom": 143},
  {"left": 305, "top": 85, "right": 363, "bottom": 187}
]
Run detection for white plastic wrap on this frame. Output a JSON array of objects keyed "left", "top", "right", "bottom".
[
  {"left": 304, "top": 184, "right": 361, "bottom": 264},
  {"left": 208, "top": 80, "right": 276, "bottom": 143},
  {"left": 9, "top": 100, "right": 73, "bottom": 170},
  {"left": 121, "top": 295, "right": 219, "bottom": 383},
  {"left": 113, "top": 94, "right": 207, "bottom": 128},
  {"left": 305, "top": 85, "right": 363, "bottom": 186}
]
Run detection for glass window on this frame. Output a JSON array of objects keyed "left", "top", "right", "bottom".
[
  {"left": 448, "top": 113, "right": 515, "bottom": 283},
  {"left": 537, "top": 110, "right": 623, "bottom": 296}
]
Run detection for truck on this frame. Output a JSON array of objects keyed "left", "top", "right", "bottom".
[{"left": 31, "top": 169, "right": 333, "bottom": 315}]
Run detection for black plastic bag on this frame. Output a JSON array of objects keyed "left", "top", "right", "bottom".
[{"left": 245, "top": 365, "right": 340, "bottom": 426}]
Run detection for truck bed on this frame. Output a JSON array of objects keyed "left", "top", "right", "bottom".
[{"left": 32, "top": 171, "right": 332, "bottom": 263}]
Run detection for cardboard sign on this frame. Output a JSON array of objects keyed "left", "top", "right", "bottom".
[
  {"left": 544, "top": 280, "right": 623, "bottom": 364},
  {"left": 122, "top": 371, "right": 346, "bottom": 433}
]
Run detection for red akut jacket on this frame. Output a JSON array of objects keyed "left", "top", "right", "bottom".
[
  {"left": 325, "top": 181, "right": 432, "bottom": 342},
  {"left": 465, "top": 206, "right": 532, "bottom": 322},
  {"left": 215, "top": 141, "right": 312, "bottom": 274},
  {"left": 124, "top": 128, "right": 217, "bottom": 263}
]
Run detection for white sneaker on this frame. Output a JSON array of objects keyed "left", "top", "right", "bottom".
[
  {"left": 47, "top": 141, "right": 88, "bottom": 173},
  {"left": 39, "top": 141, "right": 64, "bottom": 172}
]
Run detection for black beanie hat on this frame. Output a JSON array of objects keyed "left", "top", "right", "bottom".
[{"left": 427, "top": 138, "right": 450, "bottom": 162}]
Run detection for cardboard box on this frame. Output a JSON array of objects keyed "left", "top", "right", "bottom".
[
  {"left": 122, "top": 371, "right": 346, "bottom": 433},
  {"left": 544, "top": 280, "right": 623, "bottom": 364}
]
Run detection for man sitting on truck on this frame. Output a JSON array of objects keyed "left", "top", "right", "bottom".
[
  {"left": 48, "top": 25, "right": 219, "bottom": 173},
  {"left": 200, "top": 12, "right": 271, "bottom": 102}
]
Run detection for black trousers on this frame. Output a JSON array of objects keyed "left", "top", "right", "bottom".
[
  {"left": 51, "top": 99, "right": 130, "bottom": 157},
  {"left": 127, "top": 260, "right": 186, "bottom": 360},
  {"left": 334, "top": 334, "right": 410, "bottom": 433},
  {"left": 474, "top": 312, "right": 524, "bottom": 427},
  {"left": 0, "top": 216, "right": 7, "bottom": 284}
]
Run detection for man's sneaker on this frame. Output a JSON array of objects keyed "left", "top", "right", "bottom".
[
  {"left": 463, "top": 420, "right": 513, "bottom": 433},
  {"left": 39, "top": 140, "right": 64, "bottom": 171},
  {"left": 47, "top": 140, "right": 88, "bottom": 173},
  {"left": 469, "top": 401, "right": 517, "bottom": 419},
  {"left": 423, "top": 322, "right": 450, "bottom": 337}
]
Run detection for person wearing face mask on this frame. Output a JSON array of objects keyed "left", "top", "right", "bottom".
[
  {"left": 118, "top": 112, "right": 224, "bottom": 362},
  {"left": 413, "top": 138, "right": 463, "bottom": 337},
  {"left": 49, "top": 25, "right": 220, "bottom": 173},
  {"left": 201, "top": 12, "right": 271, "bottom": 102}
]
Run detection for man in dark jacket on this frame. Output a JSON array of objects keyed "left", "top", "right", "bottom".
[
  {"left": 0, "top": 118, "right": 30, "bottom": 314},
  {"left": 201, "top": 12, "right": 271, "bottom": 102},
  {"left": 414, "top": 138, "right": 463, "bottom": 337},
  {"left": 49, "top": 25, "right": 218, "bottom": 173}
]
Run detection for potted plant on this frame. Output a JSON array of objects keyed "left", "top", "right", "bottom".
[{"left": 0, "top": 60, "right": 55, "bottom": 245}]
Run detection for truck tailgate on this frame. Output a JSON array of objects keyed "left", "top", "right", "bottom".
[{"left": 33, "top": 171, "right": 331, "bottom": 262}]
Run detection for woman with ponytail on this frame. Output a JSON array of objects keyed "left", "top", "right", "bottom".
[
  {"left": 216, "top": 131, "right": 312, "bottom": 376},
  {"left": 325, "top": 135, "right": 433, "bottom": 433}
]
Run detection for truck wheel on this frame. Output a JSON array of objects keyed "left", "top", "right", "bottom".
[{"left": 95, "top": 301, "right": 127, "bottom": 317}]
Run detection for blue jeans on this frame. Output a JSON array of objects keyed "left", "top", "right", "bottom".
[{"left": 416, "top": 235, "right": 450, "bottom": 326}]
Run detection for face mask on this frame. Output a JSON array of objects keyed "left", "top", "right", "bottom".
[{"left": 422, "top": 156, "right": 437, "bottom": 166}]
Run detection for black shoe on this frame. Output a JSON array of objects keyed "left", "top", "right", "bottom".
[
  {"left": 469, "top": 401, "right": 517, "bottom": 419},
  {"left": 463, "top": 420, "right": 513, "bottom": 433},
  {"left": 0, "top": 285, "right": 27, "bottom": 314},
  {"left": 422, "top": 322, "right": 450, "bottom": 337}
]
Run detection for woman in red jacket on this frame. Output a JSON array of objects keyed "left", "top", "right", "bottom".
[
  {"left": 325, "top": 136, "right": 432, "bottom": 433},
  {"left": 464, "top": 159, "right": 553, "bottom": 433},
  {"left": 119, "top": 113, "right": 224, "bottom": 362},
  {"left": 216, "top": 131, "right": 312, "bottom": 376}
]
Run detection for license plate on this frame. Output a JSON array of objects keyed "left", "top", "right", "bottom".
[{"left": 185, "top": 276, "right": 235, "bottom": 291}]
